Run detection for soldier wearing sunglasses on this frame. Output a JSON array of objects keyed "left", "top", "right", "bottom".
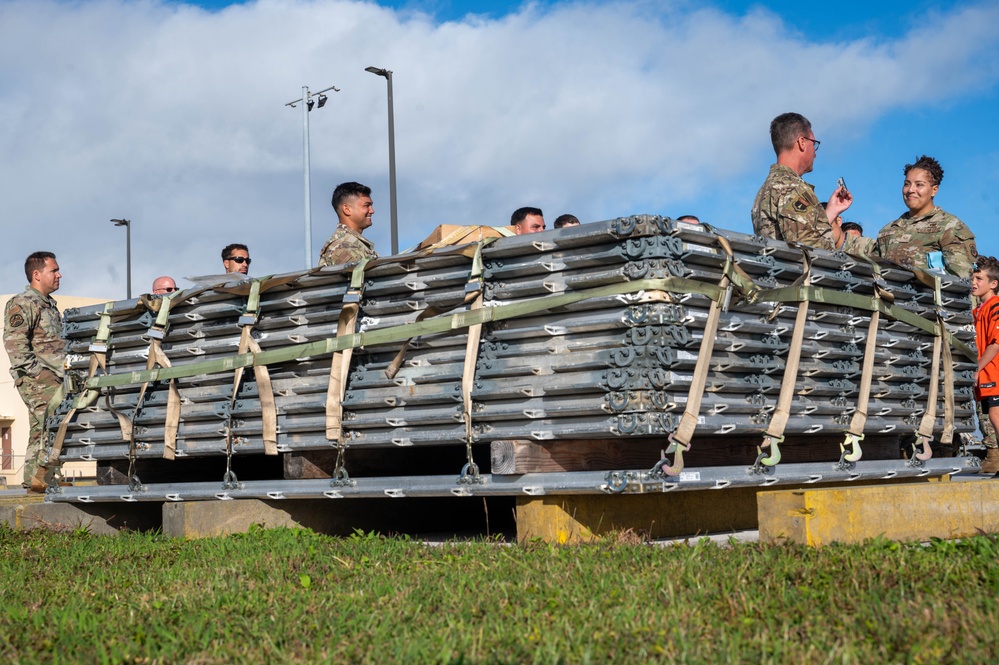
[{"left": 221, "top": 243, "right": 251, "bottom": 275}]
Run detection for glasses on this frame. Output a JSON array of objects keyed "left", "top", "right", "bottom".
[
  {"left": 225, "top": 256, "right": 252, "bottom": 265},
  {"left": 160, "top": 287, "right": 178, "bottom": 293},
  {"left": 801, "top": 136, "right": 820, "bottom": 151}
]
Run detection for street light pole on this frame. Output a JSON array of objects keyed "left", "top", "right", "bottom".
[
  {"left": 285, "top": 84, "right": 339, "bottom": 269},
  {"left": 365, "top": 66, "right": 398, "bottom": 255},
  {"left": 110, "top": 219, "right": 132, "bottom": 299}
]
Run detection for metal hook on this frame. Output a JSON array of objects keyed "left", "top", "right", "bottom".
[
  {"left": 754, "top": 434, "right": 783, "bottom": 471},
  {"left": 650, "top": 434, "right": 688, "bottom": 477},
  {"left": 913, "top": 435, "right": 933, "bottom": 462},
  {"left": 838, "top": 433, "right": 864, "bottom": 466}
]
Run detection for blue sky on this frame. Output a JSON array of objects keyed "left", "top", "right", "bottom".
[{"left": 1, "top": 0, "right": 997, "bottom": 297}]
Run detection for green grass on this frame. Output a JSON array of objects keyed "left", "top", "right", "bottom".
[{"left": 1, "top": 526, "right": 998, "bottom": 664}]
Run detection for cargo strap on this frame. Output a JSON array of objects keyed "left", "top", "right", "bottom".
[
  {"left": 126, "top": 292, "right": 183, "bottom": 488},
  {"left": 385, "top": 241, "right": 493, "bottom": 379},
  {"left": 458, "top": 273, "right": 486, "bottom": 485},
  {"left": 910, "top": 277, "right": 957, "bottom": 461},
  {"left": 49, "top": 301, "right": 115, "bottom": 467},
  {"left": 84, "top": 273, "right": 962, "bottom": 392},
  {"left": 839, "top": 262, "right": 892, "bottom": 466},
  {"left": 755, "top": 245, "right": 814, "bottom": 471},
  {"left": 325, "top": 259, "right": 370, "bottom": 485},
  {"left": 650, "top": 234, "right": 750, "bottom": 478},
  {"left": 226, "top": 278, "right": 278, "bottom": 457}
]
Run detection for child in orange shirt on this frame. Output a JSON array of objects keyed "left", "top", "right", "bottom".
[{"left": 972, "top": 256, "right": 999, "bottom": 474}]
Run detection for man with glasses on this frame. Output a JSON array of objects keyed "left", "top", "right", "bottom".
[
  {"left": 751, "top": 112, "right": 851, "bottom": 249},
  {"left": 221, "top": 243, "right": 251, "bottom": 275},
  {"left": 151, "top": 276, "right": 178, "bottom": 295}
]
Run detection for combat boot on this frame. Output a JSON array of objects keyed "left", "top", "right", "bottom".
[
  {"left": 981, "top": 448, "right": 999, "bottom": 475},
  {"left": 27, "top": 467, "right": 47, "bottom": 493}
]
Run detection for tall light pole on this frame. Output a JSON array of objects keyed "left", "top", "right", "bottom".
[
  {"left": 365, "top": 66, "right": 398, "bottom": 255},
  {"left": 285, "top": 84, "right": 340, "bottom": 268},
  {"left": 110, "top": 219, "right": 132, "bottom": 299}
]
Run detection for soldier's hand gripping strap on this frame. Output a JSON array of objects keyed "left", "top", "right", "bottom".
[{"left": 326, "top": 259, "right": 370, "bottom": 441}]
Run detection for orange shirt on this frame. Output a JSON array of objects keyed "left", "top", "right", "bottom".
[{"left": 974, "top": 294, "right": 999, "bottom": 399}]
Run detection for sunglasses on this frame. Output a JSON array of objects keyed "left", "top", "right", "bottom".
[
  {"left": 225, "top": 256, "right": 251, "bottom": 265},
  {"left": 161, "top": 287, "right": 178, "bottom": 293}
]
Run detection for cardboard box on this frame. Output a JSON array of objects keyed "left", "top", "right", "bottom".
[{"left": 416, "top": 224, "right": 516, "bottom": 250}]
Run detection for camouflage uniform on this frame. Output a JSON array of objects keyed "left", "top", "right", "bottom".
[
  {"left": 3, "top": 286, "right": 66, "bottom": 484},
  {"left": 751, "top": 164, "right": 835, "bottom": 250},
  {"left": 842, "top": 207, "right": 976, "bottom": 279},
  {"left": 318, "top": 224, "right": 377, "bottom": 268}
]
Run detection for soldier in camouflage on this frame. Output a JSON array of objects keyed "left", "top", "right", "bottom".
[
  {"left": 838, "top": 156, "right": 977, "bottom": 279},
  {"left": 319, "top": 181, "right": 378, "bottom": 268},
  {"left": 3, "top": 251, "right": 66, "bottom": 491},
  {"left": 751, "top": 112, "right": 851, "bottom": 250}
]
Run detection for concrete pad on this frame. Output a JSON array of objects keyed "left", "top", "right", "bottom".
[
  {"left": 0, "top": 497, "right": 160, "bottom": 534},
  {"left": 758, "top": 480, "right": 999, "bottom": 546}
]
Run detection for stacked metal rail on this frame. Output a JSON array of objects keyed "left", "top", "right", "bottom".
[{"left": 47, "top": 215, "right": 980, "bottom": 500}]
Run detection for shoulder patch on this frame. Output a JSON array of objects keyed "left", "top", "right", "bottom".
[
  {"left": 7, "top": 312, "right": 25, "bottom": 328},
  {"left": 792, "top": 198, "right": 809, "bottom": 213}
]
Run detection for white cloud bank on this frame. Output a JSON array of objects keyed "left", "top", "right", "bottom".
[{"left": 1, "top": 0, "right": 997, "bottom": 296}]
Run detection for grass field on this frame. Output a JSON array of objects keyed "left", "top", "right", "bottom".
[{"left": 2, "top": 526, "right": 998, "bottom": 663}]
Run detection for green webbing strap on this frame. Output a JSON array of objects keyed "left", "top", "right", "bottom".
[
  {"left": 326, "top": 259, "right": 371, "bottom": 449},
  {"left": 227, "top": 278, "right": 278, "bottom": 457},
  {"left": 84, "top": 273, "right": 964, "bottom": 393},
  {"left": 653, "top": 233, "right": 748, "bottom": 477},
  {"left": 758, "top": 246, "right": 814, "bottom": 468},
  {"left": 385, "top": 241, "right": 494, "bottom": 379},
  {"left": 840, "top": 261, "right": 893, "bottom": 464},
  {"left": 49, "top": 302, "right": 115, "bottom": 466},
  {"left": 133, "top": 291, "right": 183, "bottom": 466},
  {"left": 714, "top": 234, "right": 761, "bottom": 300},
  {"left": 86, "top": 277, "right": 726, "bottom": 390}
]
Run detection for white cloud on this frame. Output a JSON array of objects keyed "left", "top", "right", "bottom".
[{"left": 1, "top": 0, "right": 997, "bottom": 297}]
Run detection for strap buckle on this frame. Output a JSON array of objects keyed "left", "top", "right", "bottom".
[
  {"left": 144, "top": 327, "right": 166, "bottom": 341},
  {"left": 238, "top": 313, "right": 258, "bottom": 326},
  {"left": 342, "top": 291, "right": 362, "bottom": 305},
  {"left": 88, "top": 341, "right": 108, "bottom": 353}
]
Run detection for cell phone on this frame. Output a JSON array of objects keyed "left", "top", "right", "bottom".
[{"left": 837, "top": 177, "right": 848, "bottom": 194}]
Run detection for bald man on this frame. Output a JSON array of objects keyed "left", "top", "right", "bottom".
[{"left": 151, "top": 276, "right": 177, "bottom": 295}]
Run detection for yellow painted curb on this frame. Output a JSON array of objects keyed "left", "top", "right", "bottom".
[{"left": 759, "top": 480, "right": 999, "bottom": 546}]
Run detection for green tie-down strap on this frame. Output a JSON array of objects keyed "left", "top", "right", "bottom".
[
  {"left": 81, "top": 275, "right": 956, "bottom": 391},
  {"left": 83, "top": 277, "right": 724, "bottom": 389}
]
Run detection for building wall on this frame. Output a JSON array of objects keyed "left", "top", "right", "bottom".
[{"left": 1, "top": 293, "right": 109, "bottom": 487}]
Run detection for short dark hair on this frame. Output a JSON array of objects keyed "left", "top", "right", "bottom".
[
  {"left": 904, "top": 155, "right": 944, "bottom": 186},
  {"left": 840, "top": 221, "right": 863, "bottom": 234},
  {"left": 222, "top": 243, "right": 248, "bottom": 260},
  {"left": 511, "top": 207, "right": 543, "bottom": 225},
  {"left": 974, "top": 256, "right": 999, "bottom": 285},
  {"left": 677, "top": 215, "right": 700, "bottom": 223},
  {"left": 553, "top": 214, "right": 579, "bottom": 229},
  {"left": 770, "top": 112, "right": 812, "bottom": 155},
  {"left": 331, "top": 182, "right": 372, "bottom": 215},
  {"left": 24, "top": 251, "right": 55, "bottom": 282}
]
